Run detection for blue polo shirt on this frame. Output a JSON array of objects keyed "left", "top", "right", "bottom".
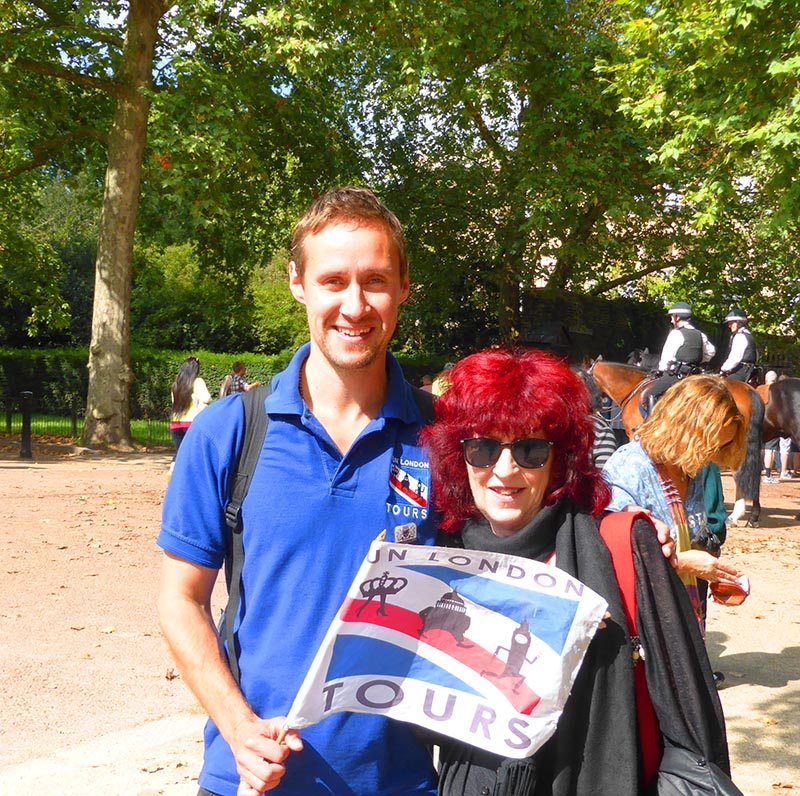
[{"left": 159, "top": 344, "right": 438, "bottom": 796}]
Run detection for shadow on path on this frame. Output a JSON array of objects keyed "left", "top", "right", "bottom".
[{"left": 707, "top": 631, "right": 800, "bottom": 689}]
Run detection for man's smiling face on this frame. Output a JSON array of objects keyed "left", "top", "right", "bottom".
[{"left": 289, "top": 220, "right": 409, "bottom": 373}]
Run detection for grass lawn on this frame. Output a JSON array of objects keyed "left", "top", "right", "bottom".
[{"left": 2, "top": 413, "right": 171, "bottom": 447}]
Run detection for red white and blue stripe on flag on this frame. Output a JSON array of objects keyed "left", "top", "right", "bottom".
[{"left": 285, "top": 540, "right": 607, "bottom": 759}]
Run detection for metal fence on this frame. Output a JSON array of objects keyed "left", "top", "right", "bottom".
[{"left": 2, "top": 393, "right": 171, "bottom": 447}]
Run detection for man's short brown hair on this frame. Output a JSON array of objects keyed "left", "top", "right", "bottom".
[{"left": 290, "top": 186, "right": 408, "bottom": 280}]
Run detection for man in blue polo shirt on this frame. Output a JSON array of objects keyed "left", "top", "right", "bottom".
[{"left": 157, "top": 187, "right": 438, "bottom": 796}]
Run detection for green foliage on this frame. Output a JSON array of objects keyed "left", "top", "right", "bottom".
[
  {"left": 343, "top": 0, "right": 701, "bottom": 340},
  {"left": 128, "top": 347, "right": 294, "bottom": 419},
  {"left": 0, "top": 346, "right": 295, "bottom": 419},
  {"left": 35, "top": 173, "right": 99, "bottom": 341},
  {"left": 131, "top": 242, "right": 255, "bottom": 352},
  {"left": 2, "top": 0, "right": 797, "bottom": 360},
  {"left": 251, "top": 277, "right": 310, "bottom": 354},
  {"left": 0, "top": 175, "right": 70, "bottom": 341},
  {"left": 605, "top": 0, "right": 800, "bottom": 226},
  {"left": 0, "top": 346, "right": 86, "bottom": 410}
]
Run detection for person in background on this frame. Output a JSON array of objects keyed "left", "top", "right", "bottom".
[
  {"left": 577, "top": 368, "right": 618, "bottom": 467},
  {"left": 719, "top": 308, "right": 757, "bottom": 383},
  {"left": 169, "top": 356, "right": 211, "bottom": 459},
  {"left": 420, "top": 373, "right": 433, "bottom": 392},
  {"left": 603, "top": 375, "right": 746, "bottom": 630},
  {"left": 778, "top": 436, "right": 798, "bottom": 480},
  {"left": 762, "top": 371, "right": 780, "bottom": 483},
  {"left": 431, "top": 362, "right": 455, "bottom": 396},
  {"left": 421, "top": 348, "right": 731, "bottom": 795},
  {"left": 219, "top": 361, "right": 260, "bottom": 398},
  {"left": 701, "top": 462, "right": 729, "bottom": 687},
  {"left": 640, "top": 302, "right": 715, "bottom": 418}
]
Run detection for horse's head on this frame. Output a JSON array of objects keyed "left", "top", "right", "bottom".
[
  {"left": 626, "top": 348, "right": 647, "bottom": 367},
  {"left": 587, "top": 354, "right": 603, "bottom": 374},
  {"left": 574, "top": 365, "right": 604, "bottom": 412}
]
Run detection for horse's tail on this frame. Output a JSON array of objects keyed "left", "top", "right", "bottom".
[{"left": 735, "top": 388, "right": 765, "bottom": 501}]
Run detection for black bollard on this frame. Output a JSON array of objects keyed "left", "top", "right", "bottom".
[
  {"left": 70, "top": 396, "right": 79, "bottom": 438},
  {"left": 20, "top": 390, "right": 33, "bottom": 459}
]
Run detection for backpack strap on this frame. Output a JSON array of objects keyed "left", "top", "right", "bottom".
[
  {"left": 221, "top": 381, "right": 431, "bottom": 683},
  {"left": 411, "top": 385, "right": 435, "bottom": 423},
  {"left": 222, "top": 382, "right": 271, "bottom": 683},
  {"left": 598, "top": 511, "right": 662, "bottom": 784}
]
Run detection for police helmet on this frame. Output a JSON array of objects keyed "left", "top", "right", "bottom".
[
  {"left": 724, "top": 307, "right": 748, "bottom": 324},
  {"left": 667, "top": 301, "right": 692, "bottom": 319}
]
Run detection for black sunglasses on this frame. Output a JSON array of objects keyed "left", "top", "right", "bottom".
[{"left": 460, "top": 437, "right": 553, "bottom": 469}]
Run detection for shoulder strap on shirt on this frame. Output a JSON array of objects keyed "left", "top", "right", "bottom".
[
  {"left": 222, "top": 382, "right": 271, "bottom": 683},
  {"left": 598, "top": 510, "right": 662, "bottom": 782}
]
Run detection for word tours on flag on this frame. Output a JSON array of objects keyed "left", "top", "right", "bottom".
[{"left": 285, "top": 539, "right": 608, "bottom": 758}]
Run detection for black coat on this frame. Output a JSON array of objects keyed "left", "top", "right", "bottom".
[{"left": 435, "top": 502, "right": 728, "bottom": 796}]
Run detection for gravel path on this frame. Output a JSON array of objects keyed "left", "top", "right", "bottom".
[{"left": 0, "top": 448, "right": 797, "bottom": 795}]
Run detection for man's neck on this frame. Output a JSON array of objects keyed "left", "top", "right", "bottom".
[{"left": 300, "top": 348, "right": 390, "bottom": 452}]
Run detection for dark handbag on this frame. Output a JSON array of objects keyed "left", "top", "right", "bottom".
[{"left": 653, "top": 745, "right": 744, "bottom": 795}]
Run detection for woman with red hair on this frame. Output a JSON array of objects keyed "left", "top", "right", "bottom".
[{"left": 420, "top": 348, "right": 732, "bottom": 796}]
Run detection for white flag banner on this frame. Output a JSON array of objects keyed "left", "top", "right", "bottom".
[{"left": 285, "top": 540, "right": 608, "bottom": 759}]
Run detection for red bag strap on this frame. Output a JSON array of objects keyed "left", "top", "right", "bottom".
[
  {"left": 598, "top": 510, "right": 647, "bottom": 633},
  {"left": 598, "top": 510, "right": 662, "bottom": 785}
]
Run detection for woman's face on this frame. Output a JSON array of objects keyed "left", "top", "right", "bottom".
[{"left": 465, "top": 434, "right": 553, "bottom": 538}]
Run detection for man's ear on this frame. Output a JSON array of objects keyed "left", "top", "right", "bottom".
[
  {"left": 399, "top": 274, "right": 410, "bottom": 305},
  {"left": 289, "top": 261, "right": 305, "bottom": 304}
]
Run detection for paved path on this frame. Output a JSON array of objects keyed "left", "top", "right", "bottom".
[{"left": 0, "top": 453, "right": 797, "bottom": 795}]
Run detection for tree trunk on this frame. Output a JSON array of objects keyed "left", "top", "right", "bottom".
[
  {"left": 83, "top": 1, "right": 167, "bottom": 447},
  {"left": 496, "top": 212, "right": 527, "bottom": 343}
]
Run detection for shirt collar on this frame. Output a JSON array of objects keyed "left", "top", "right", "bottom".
[{"left": 266, "top": 342, "right": 420, "bottom": 424}]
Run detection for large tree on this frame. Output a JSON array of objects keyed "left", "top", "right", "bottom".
[
  {"left": 0, "top": 1, "right": 361, "bottom": 444},
  {"left": 1, "top": 0, "right": 171, "bottom": 446},
  {"left": 345, "top": 0, "right": 700, "bottom": 342},
  {"left": 601, "top": 0, "right": 800, "bottom": 331},
  {"left": 606, "top": 0, "right": 800, "bottom": 225}
]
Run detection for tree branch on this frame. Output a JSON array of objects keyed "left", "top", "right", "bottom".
[
  {"left": 28, "top": 0, "right": 66, "bottom": 18},
  {"left": 546, "top": 201, "right": 607, "bottom": 290},
  {"left": 589, "top": 260, "right": 685, "bottom": 295},
  {"left": 20, "top": 0, "right": 127, "bottom": 46},
  {"left": 4, "top": 23, "right": 125, "bottom": 48},
  {"left": 462, "top": 96, "right": 508, "bottom": 166},
  {"left": 11, "top": 57, "right": 126, "bottom": 97},
  {"left": 0, "top": 127, "right": 108, "bottom": 180}
]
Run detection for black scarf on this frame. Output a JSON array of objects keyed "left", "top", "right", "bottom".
[{"left": 436, "top": 501, "right": 728, "bottom": 796}]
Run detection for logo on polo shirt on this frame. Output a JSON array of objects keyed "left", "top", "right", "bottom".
[
  {"left": 386, "top": 449, "right": 430, "bottom": 528},
  {"left": 390, "top": 461, "right": 428, "bottom": 508}
]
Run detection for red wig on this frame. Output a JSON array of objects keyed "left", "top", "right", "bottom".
[{"left": 419, "top": 348, "right": 610, "bottom": 532}]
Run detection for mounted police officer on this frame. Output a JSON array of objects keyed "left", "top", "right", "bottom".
[
  {"left": 640, "top": 301, "right": 716, "bottom": 417},
  {"left": 720, "top": 307, "right": 758, "bottom": 383}
]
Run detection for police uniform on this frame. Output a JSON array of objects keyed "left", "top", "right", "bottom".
[
  {"left": 641, "top": 302, "right": 715, "bottom": 416},
  {"left": 720, "top": 308, "right": 757, "bottom": 383}
]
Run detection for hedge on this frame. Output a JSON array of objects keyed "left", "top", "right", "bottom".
[
  {"left": 0, "top": 346, "right": 294, "bottom": 418},
  {"left": 0, "top": 345, "right": 448, "bottom": 418},
  {"left": 3, "top": 334, "right": 795, "bottom": 420}
]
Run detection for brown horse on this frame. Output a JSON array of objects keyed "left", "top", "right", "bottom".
[
  {"left": 588, "top": 358, "right": 765, "bottom": 526},
  {"left": 758, "top": 378, "right": 800, "bottom": 522},
  {"left": 757, "top": 378, "right": 800, "bottom": 445}
]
